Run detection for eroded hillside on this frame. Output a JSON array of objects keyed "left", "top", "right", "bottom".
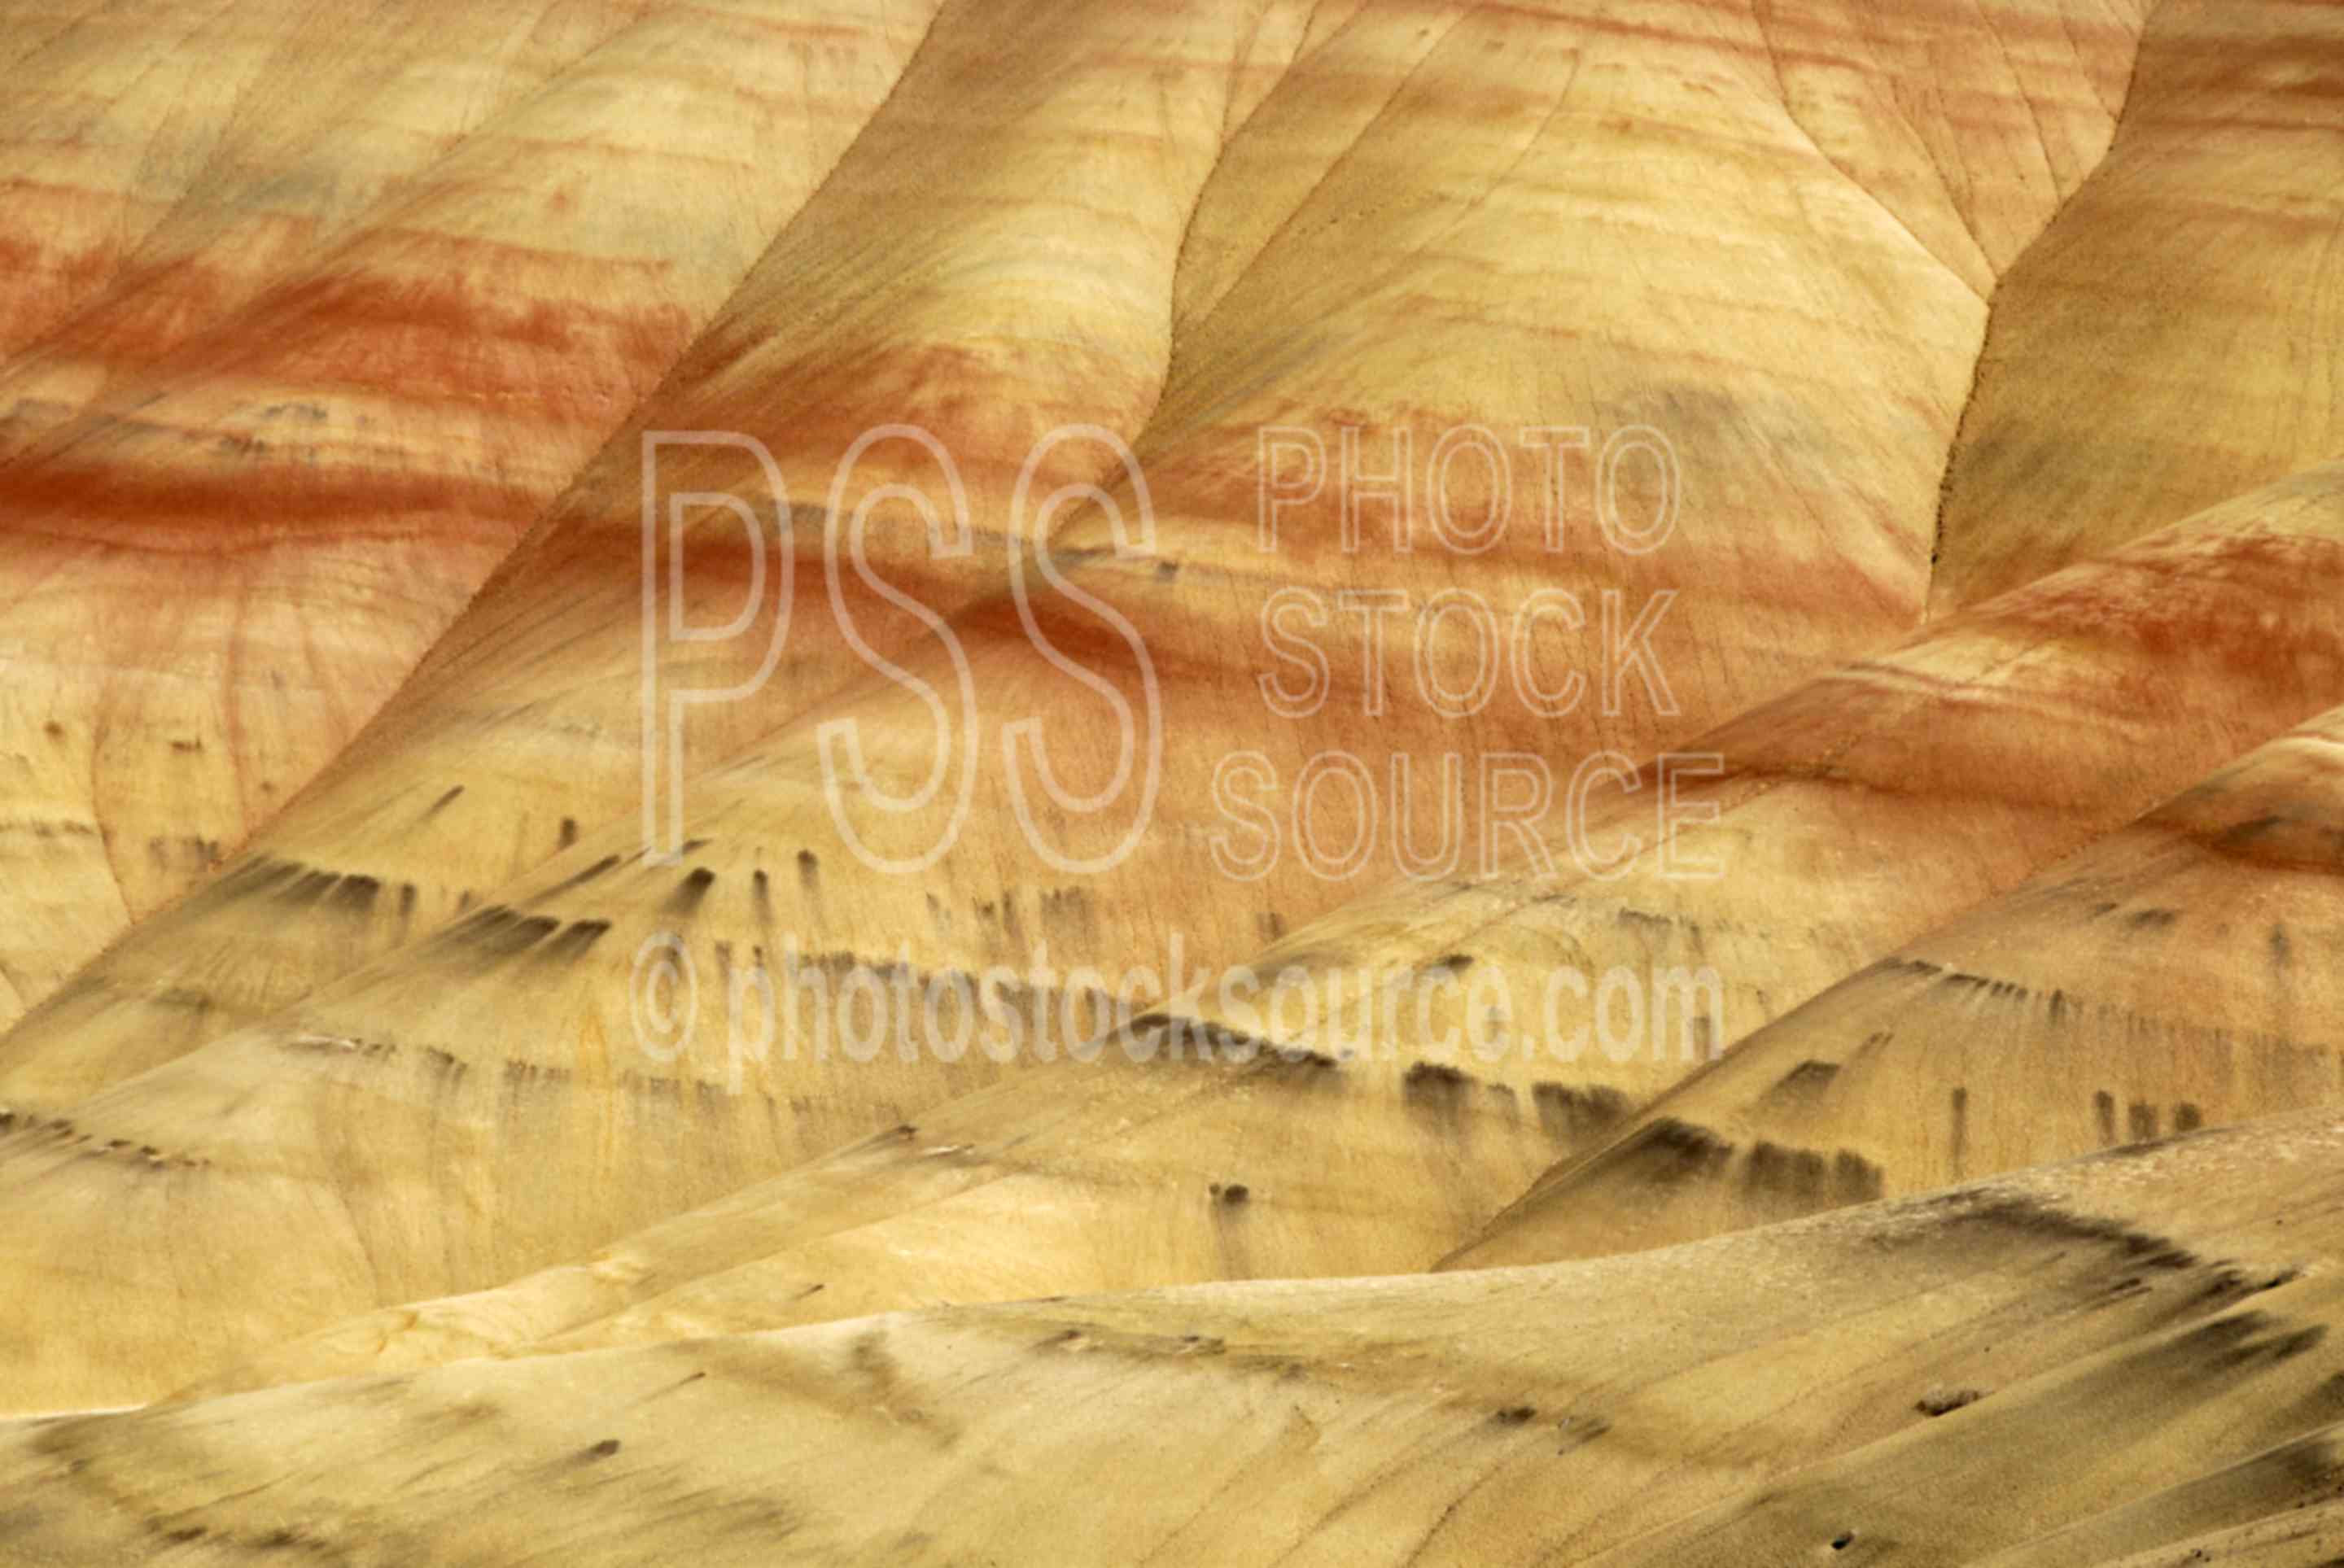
[{"left": 1, "top": 0, "right": 2339, "bottom": 1561}]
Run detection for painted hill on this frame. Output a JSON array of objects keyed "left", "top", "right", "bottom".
[
  {"left": 1, "top": 0, "right": 2340, "bottom": 1561},
  {"left": 13, "top": 1109, "right": 2344, "bottom": 1564},
  {"left": 1451, "top": 688, "right": 2344, "bottom": 1270},
  {"left": 174, "top": 469, "right": 2344, "bottom": 1403}
]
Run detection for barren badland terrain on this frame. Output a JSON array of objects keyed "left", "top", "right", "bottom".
[{"left": 1, "top": 0, "right": 2342, "bottom": 1561}]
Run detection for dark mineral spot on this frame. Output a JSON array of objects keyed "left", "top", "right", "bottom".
[
  {"left": 1492, "top": 1404, "right": 1537, "bottom": 1426},
  {"left": 283, "top": 869, "right": 341, "bottom": 903},
  {"left": 663, "top": 867, "right": 717, "bottom": 915},
  {"left": 1555, "top": 1413, "right": 1612, "bottom": 1451},
  {"left": 466, "top": 908, "right": 562, "bottom": 959},
  {"left": 585, "top": 1438, "right": 621, "bottom": 1460},
  {"left": 1945, "top": 1193, "right": 2198, "bottom": 1273},
  {"left": 1531, "top": 1082, "right": 1632, "bottom": 1142},
  {"left": 1916, "top": 1386, "right": 1985, "bottom": 1417},
  {"left": 542, "top": 919, "right": 614, "bottom": 959},
  {"left": 1040, "top": 886, "right": 1095, "bottom": 931},
  {"left": 1834, "top": 1150, "right": 1885, "bottom": 1202},
  {"left": 1622, "top": 1117, "right": 1734, "bottom": 1183},
  {"left": 539, "top": 854, "right": 622, "bottom": 901},
  {"left": 2218, "top": 814, "right": 2285, "bottom": 848},
  {"left": 1403, "top": 1061, "right": 1476, "bottom": 1112},
  {"left": 1746, "top": 1140, "right": 1829, "bottom": 1199}
]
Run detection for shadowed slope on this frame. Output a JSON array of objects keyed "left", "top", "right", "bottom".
[
  {"left": 0, "top": 0, "right": 934, "bottom": 1023},
  {"left": 1450, "top": 694, "right": 2344, "bottom": 1270},
  {"left": 1930, "top": 0, "right": 2344, "bottom": 611},
  {"left": 179, "top": 465, "right": 2344, "bottom": 1401},
  {"left": 14, "top": 1107, "right": 2344, "bottom": 1564}
]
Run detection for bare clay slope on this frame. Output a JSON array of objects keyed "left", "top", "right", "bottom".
[
  {"left": 0, "top": 0, "right": 458, "bottom": 362},
  {"left": 0, "top": 0, "right": 931, "bottom": 1023},
  {"left": 0, "top": 0, "right": 2164, "bottom": 1417},
  {"left": 7, "top": 1, "right": 2343, "bottom": 1562},
  {"left": 180, "top": 463, "right": 2344, "bottom": 1400},
  {"left": 0, "top": 0, "right": 2075, "bottom": 1116},
  {"left": 0, "top": 0, "right": 1290, "bottom": 1107},
  {"left": 1452, "top": 677, "right": 2344, "bottom": 1270},
  {"left": 0, "top": 0, "right": 1332, "bottom": 1414},
  {"left": 15, "top": 1107, "right": 2344, "bottom": 1565},
  {"left": 0, "top": 0, "right": 657, "bottom": 446},
  {"left": 0, "top": 0, "right": 2088, "bottom": 1121},
  {"left": 1929, "top": 0, "right": 2344, "bottom": 611}
]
